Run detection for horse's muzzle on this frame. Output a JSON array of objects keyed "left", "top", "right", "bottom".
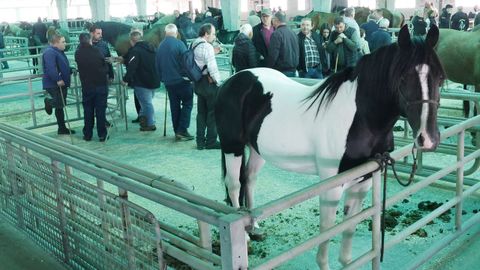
[{"left": 415, "top": 131, "right": 440, "bottom": 151}]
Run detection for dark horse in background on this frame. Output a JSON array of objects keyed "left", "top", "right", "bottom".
[
  {"left": 302, "top": 7, "right": 405, "bottom": 33},
  {"left": 436, "top": 28, "right": 480, "bottom": 118},
  {"left": 215, "top": 25, "right": 444, "bottom": 269}
]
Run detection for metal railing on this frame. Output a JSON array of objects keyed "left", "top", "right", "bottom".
[{"left": 0, "top": 112, "right": 478, "bottom": 269}]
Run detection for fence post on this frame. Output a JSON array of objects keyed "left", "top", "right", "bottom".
[
  {"left": 5, "top": 140, "right": 25, "bottom": 229},
  {"left": 218, "top": 213, "right": 248, "bottom": 270},
  {"left": 371, "top": 170, "right": 382, "bottom": 270},
  {"left": 97, "top": 179, "right": 112, "bottom": 268},
  {"left": 51, "top": 159, "right": 71, "bottom": 264},
  {"left": 118, "top": 187, "right": 136, "bottom": 269},
  {"left": 455, "top": 130, "right": 465, "bottom": 230}
]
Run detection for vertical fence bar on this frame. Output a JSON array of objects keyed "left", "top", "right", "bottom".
[
  {"left": 5, "top": 140, "right": 25, "bottom": 229},
  {"left": 219, "top": 214, "right": 248, "bottom": 270},
  {"left": 198, "top": 220, "right": 212, "bottom": 251},
  {"left": 97, "top": 179, "right": 112, "bottom": 268},
  {"left": 52, "top": 159, "right": 71, "bottom": 264},
  {"left": 64, "top": 164, "right": 79, "bottom": 259},
  {"left": 28, "top": 76, "right": 38, "bottom": 128},
  {"left": 118, "top": 187, "right": 136, "bottom": 269},
  {"left": 371, "top": 170, "right": 382, "bottom": 270},
  {"left": 455, "top": 130, "right": 465, "bottom": 230},
  {"left": 72, "top": 71, "right": 82, "bottom": 119}
]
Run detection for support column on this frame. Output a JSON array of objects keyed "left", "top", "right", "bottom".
[
  {"left": 312, "top": 0, "right": 333, "bottom": 12},
  {"left": 220, "top": 0, "right": 241, "bottom": 30},
  {"left": 89, "top": 0, "right": 110, "bottom": 21},
  {"left": 135, "top": 0, "right": 147, "bottom": 17},
  {"left": 56, "top": 0, "right": 68, "bottom": 30}
]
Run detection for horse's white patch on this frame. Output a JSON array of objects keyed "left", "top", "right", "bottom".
[
  {"left": 415, "top": 64, "right": 434, "bottom": 149},
  {"left": 250, "top": 68, "right": 357, "bottom": 177}
]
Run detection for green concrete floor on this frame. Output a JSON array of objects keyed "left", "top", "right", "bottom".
[{"left": 0, "top": 219, "right": 66, "bottom": 270}]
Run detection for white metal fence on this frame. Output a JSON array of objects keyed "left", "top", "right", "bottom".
[{"left": 0, "top": 110, "right": 479, "bottom": 269}]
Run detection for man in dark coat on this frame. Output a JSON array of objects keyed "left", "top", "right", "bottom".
[
  {"left": 450, "top": 6, "right": 469, "bottom": 31},
  {"left": 369, "top": 18, "right": 392, "bottom": 52},
  {"left": 326, "top": 16, "right": 359, "bottom": 72},
  {"left": 439, "top": 4, "right": 453, "bottom": 28},
  {"left": 89, "top": 24, "right": 114, "bottom": 81},
  {"left": 360, "top": 9, "right": 382, "bottom": 48},
  {"left": 156, "top": 23, "right": 194, "bottom": 141},
  {"left": 122, "top": 29, "right": 160, "bottom": 131},
  {"left": 297, "top": 17, "right": 325, "bottom": 79},
  {"left": 42, "top": 33, "right": 75, "bottom": 135},
  {"left": 252, "top": 8, "right": 274, "bottom": 67},
  {"left": 32, "top": 17, "right": 48, "bottom": 44},
  {"left": 232, "top": 23, "right": 258, "bottom": 72},
  {"left": 74, "top": 33, "right": 109, "bottom": 142},
  {"left": 268, "top": 11, "right": 299, "bottom": 77}
]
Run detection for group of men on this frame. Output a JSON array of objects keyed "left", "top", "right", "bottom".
[
  {"left": 233, "top": 7, "right": 384, "bottom": 79},
  {"left": 439, "top": 4, "right": 479, "bottom": 30},
  {"left": 42, "top": 22, "right": 221, "bottom": 150}
]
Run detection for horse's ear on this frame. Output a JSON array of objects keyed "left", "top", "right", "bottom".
[
  {"left": 425, "top": 24, "right": 439, "bottom": 48},
  {"left": 398, "top": 25, "right": 412, "bottom": 50}
]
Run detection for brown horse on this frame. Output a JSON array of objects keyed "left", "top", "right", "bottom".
[
  {"left": 436, "top": 29, "right": 480, "bottom": 90},
  {"left": 354, "top": 7, "right": 405, "bottom": 28},
  {"left": 435, "top": 29, "right": 480, "bottom": 118},
  {"left": 305, "top": 7, "right": 404, "bottom": 32}
]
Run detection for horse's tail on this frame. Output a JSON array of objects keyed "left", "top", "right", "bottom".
[{"left": 221, "top": 149, "right": 247, "bottom": 207}]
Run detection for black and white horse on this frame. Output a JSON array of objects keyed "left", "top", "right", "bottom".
[{"left": 215, "top": 25, "right": 445, "bottom": 269}]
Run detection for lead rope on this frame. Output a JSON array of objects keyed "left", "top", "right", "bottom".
[{"left": 371, "top": 145, "right": 418, "bottom": 262}]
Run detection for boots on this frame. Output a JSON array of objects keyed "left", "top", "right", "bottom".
[{"left": 55, "top": 109, "right": 76, "bottom": 135}]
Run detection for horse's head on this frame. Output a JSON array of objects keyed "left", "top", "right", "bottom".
[{"left": 395, "top": 25, "right": 445, "bottom": 151}]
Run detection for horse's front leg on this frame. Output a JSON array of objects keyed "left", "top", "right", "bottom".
[
  {"left": 317, "top": 185, "right": 343, "bottom": 270},
  {"left": 338, "top": 178, "right": 372, "bottom": 266}
]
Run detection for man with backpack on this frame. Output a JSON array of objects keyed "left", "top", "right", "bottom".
[
  {"left": 156, "top": 23, "right": 194, "bottom": 141},
  {"left": 191, "top": 23, "right": 221, "bottom": 150}
]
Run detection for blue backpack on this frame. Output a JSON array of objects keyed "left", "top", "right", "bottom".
[{"left": 179, "top": 41, "right": 206, "bottom": 82}]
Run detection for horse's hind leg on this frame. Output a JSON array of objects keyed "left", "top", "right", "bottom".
[
  {"left": 338, "top": 178, "right": 372, "bottom": 266},
  {"left": 245, "top": 145, "right": 265, "bottom": 209},
  {"left": 224, "top": 153, "right": 244, "bottom": 209},
  {"left": 317, "top": 184, "right": 343, "bottom": 270}
]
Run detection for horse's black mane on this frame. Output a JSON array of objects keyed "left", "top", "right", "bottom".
[{"left": 306, "top": 37, "right": 440, "bottom": 116}]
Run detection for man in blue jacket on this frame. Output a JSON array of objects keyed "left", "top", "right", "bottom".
[
  {"left": 42, "top": 33, "right": 75, "bottom": 135},
  {"left": 156, "top": 23, "right": 194, "bottom": 141}
]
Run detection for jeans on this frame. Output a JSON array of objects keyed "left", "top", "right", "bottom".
[
  {"left": 82, "top": 85, "right": 108, "bottom": 139},
  {"left": 166, "top": 81, "right": 193, "bottom": 134},
  {"left": 45, "top": 86, "right": 68, "bottom": 109},
  {"left": 194, "top": 76, "right": 218, "bottom": 147},
  {"left": 299, "top": 67, "right": 323, "bottom": 79},
  {"left": 134, "top": 86, "right": 155, "bottom": 126}
]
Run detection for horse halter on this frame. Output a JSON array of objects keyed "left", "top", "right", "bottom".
[{"left": 398, "top": 88, "right": 439, "bottom": 109}]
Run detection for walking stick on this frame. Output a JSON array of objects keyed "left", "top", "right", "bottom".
[
  {"left": 163, "top": 89, "right": 168, "bottom": 137},
  {"left": 59, "top": 85, "right": 74, "bottom": 144},
  {"left": 334, "top": 52, "right": 339, "bottom": 73}
]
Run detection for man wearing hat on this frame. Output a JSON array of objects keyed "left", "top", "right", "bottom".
[
  {"left": 439, "top": 4, "right": 453, "bottom": 28},
  {"left": 268, "top": 11, "right": 299, "bottom": 77},
  {"left": 252, "top": 7, "right": 274, "bottom": 67},
  {"left": 122, "top": 28, "right": 160, "bottom": 131}
]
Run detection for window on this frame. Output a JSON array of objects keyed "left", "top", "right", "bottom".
[
  {"left": 241, "top": 0, "right": 248, "bottom": 12},
  {"left": 348, "top": 0, "right": 376, "bottom": 9},
  {"left": 298, "top": 0, "right": 306, "bottom": 11},
  {"left": 270, "top": 0, "right": 288, "bottom": 11},
  {"left": 455, "top": 0, "right": 477, "bottom": 7},
  {"left": 395, "top": 0, "right": 416, "bottom": 9}
]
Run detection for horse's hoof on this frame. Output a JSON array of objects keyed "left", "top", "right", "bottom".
[{"left": 248, "top": 227, "right": 266, "bottom": 241}]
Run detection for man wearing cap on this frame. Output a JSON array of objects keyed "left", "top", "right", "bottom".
[
  {"left": 122, "top": 29, "right": 160, "bottom": 132},
  {"left": 252, "top": 8, "right": 274, "bottom": 67},
  {"left": 268, "top": 11, "right": 299, "bottom": 77},
  {"left": 439, "top": 4, "right": 454, "bottom": 28},
  {"left": 326, "top": 16, "right": 360, "bottom": 72}
]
